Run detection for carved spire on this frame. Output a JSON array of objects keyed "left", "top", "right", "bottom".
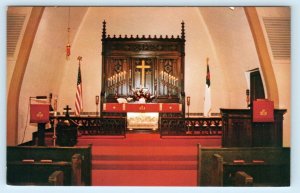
[
  {"left": 102, "top": 20, "right": 106, "bottom": 40},
  {"left": 181, "top": 21, "right": 185, "bottom": 40}
]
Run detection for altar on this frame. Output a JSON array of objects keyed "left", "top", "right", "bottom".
[{"left": 103, "top": 103, "right": 182, "bottom": 130}]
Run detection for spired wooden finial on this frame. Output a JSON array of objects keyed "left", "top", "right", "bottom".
[
  {"left": 102, "top": 20, "right": 106, "bottom": 40},
  {"left": 181, "top": 21, "right": 185, "bottom": 40}
]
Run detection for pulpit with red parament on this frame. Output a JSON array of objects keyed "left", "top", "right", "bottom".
[
  {"left": 30, "top": 104, "right": 50, "bottom": 146},
  {"left": 221, "top": 108, "right": 286, "bottom": 147}
]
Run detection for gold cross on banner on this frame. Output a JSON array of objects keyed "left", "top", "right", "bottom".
[{"left": 136, "top": 60, "right": 151, "bottom": 87}]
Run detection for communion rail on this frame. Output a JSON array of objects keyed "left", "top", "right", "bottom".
[
  {"left": 159, "top": 117, "right": 222, "bottom": 137},
  {"left": 50, "top": 116, "right": 127, "bottom": 136}
]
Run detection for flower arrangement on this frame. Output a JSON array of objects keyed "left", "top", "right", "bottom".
[{"left": 130, "top": 88, "right": 154, "bottom": 103}]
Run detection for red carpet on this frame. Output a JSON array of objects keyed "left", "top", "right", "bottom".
[{"left": 77, "top": 133, "right": 221, "bottom": 186}]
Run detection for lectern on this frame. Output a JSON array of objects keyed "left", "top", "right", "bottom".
[{"left": 30, "top": 104, "right": 50, "bottom": 146}]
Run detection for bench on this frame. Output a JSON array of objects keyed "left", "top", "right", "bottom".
[
  {"left": 7, "top": 145, "right": 92, "bottom": 186},
  {"left": 198, "top": 146, "right": 290, "bottom": 186}
]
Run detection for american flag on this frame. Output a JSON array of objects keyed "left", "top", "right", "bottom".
[{"left": 75, "top": 64, "right": 83, "bottom": 116}]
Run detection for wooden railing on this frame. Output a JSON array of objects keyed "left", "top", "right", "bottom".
[
  {"left": 160, "top": 117, "right": 222, "bottom": 137},
  {"left": 50, "top": 116, "right": 126, "bottom": 137}
]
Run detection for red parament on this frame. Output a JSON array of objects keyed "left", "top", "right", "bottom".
[
  {"left": 30, "top": 104, "right": 49, "bottom": 123},
  {"left": 253, "top": 99, "right": 274, "bottom": 122}
]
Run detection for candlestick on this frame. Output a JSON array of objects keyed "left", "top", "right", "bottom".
[
  {"left": 96, "top": 95, "right": 99, "bottom": 105},
  {"left": 187, "top": 96, "right": 191, "bottom": 118},
  {"left": 96, "top": 95, "right": 99, "bottom": 116},
  {"left": 246, "top": 89, "right": 250, "bottom": 108},
  {"left": 53, "top": 96, "right": 58, "bottom": 116}
]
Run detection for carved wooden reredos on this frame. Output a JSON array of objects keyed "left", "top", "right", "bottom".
[{"left": 100, "top": 20, "right": 186, "bottom": 113}]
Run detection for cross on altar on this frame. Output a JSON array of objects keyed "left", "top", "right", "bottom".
[
  {"left": 136, "top": 60, "right": 151, "bottom": 87},
  {"left": 64, "top": 105, "right": 72, "bottom": 117}
]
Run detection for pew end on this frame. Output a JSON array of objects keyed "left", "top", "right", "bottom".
[
  {"left": 48, "top": 170, "right": 64, "bottom": 186},
  {"left": 233, "top": 171, "right": 253, "bottom": 186}
]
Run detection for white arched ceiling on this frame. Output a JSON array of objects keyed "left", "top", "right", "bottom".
[
  {"left": 199, "top": 7, "right": 261, "bottom": 108},
  {"left": 18, "top": 7, "right": 88, "bottom": 143}
]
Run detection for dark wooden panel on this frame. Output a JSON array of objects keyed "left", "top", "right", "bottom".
[
  {"left": 198, "top": 146, "right": 290, "bottom": 186},
  {"left": 100, "top": 21, "right": 186, "bottom": 116},
  {"left": 220, "top": 109, "right": 286, "bottom": 147},
  {"left": 7, "top": 145, "right": 92, "bottom": 185}
]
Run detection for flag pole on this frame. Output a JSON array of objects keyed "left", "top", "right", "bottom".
[{"left": 75, "top": 56, "right": 83, "bottom": 116}]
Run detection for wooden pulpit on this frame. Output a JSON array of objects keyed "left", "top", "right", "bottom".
[{"left": 30, "top": 104, "right": 50, "bottom": 146}]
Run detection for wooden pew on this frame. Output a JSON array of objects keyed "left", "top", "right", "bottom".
[
  {"left": 48, "top": 170, "right": 64, "bottom": 185},
  {"left": 198, "top": 146, "right": 290, "bottom": 186},
  {"left": 7, "top": 145, "right": 92, "bottom": 186}
]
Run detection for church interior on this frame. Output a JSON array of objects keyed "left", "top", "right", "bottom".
[{"left": 6, "top": 6, "right": 291, "bottom": 187}]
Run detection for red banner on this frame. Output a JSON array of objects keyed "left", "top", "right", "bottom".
[
  {"left": 253, "top": 100, "right": 274, "bottom": 122},
  {"left": 103, "top": 103, "right": 125, "bottom": 112},
  {"left": 30, "top": 104, "right": 50, "bottom": 123},
  {"left": 161, "top": 103, "right": 182, "bottom": 112},
  {"left": 103, "top": 103, "right": 182, "bottom": 113},
  {"left": 126, "top": 103, "right": 160, "bottom": 112}
]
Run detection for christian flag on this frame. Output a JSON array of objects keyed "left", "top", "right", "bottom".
[
  {"left": 204, "top": 58, "right": 211, "bottom": 117},
  {"left": 75, "top": 63, "right": 83, "bottom": 116}
]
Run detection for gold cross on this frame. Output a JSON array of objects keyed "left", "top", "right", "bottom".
[{"left": 136, "top": 60, "right": 151, "bottom": 87}]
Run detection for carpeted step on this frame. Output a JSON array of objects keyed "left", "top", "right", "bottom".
[
  {"left": 76, "top": 133, "right": 221, "bottom": 186},
  {"left": 77, "top": 136, "right": 221, "bottom": 147},
  {"left": 91, "top": 146, "right": 197, "bottom": 155},
  {"left": 92, "top": 154, "right": 196, "bottom": 161},
  {"left": 92, "top": 160, "right": 197, "bottom": 170},
  {"left": 92, "top": 170, "right": 197, "bottom": 186}
]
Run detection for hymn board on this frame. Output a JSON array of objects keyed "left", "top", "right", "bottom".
[{"left": 100, "top": 21, "right": 186, "bottom": 115}]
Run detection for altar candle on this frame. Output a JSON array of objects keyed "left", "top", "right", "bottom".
[
  {"left": 124, "top": 71, "right": 126, "bottom": 79},
  {"left": 161, "top": 71, "right": 163, "bottom": 80},
  {"left": 129, "top": 70, "right": 132, "bottom": 78}
]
